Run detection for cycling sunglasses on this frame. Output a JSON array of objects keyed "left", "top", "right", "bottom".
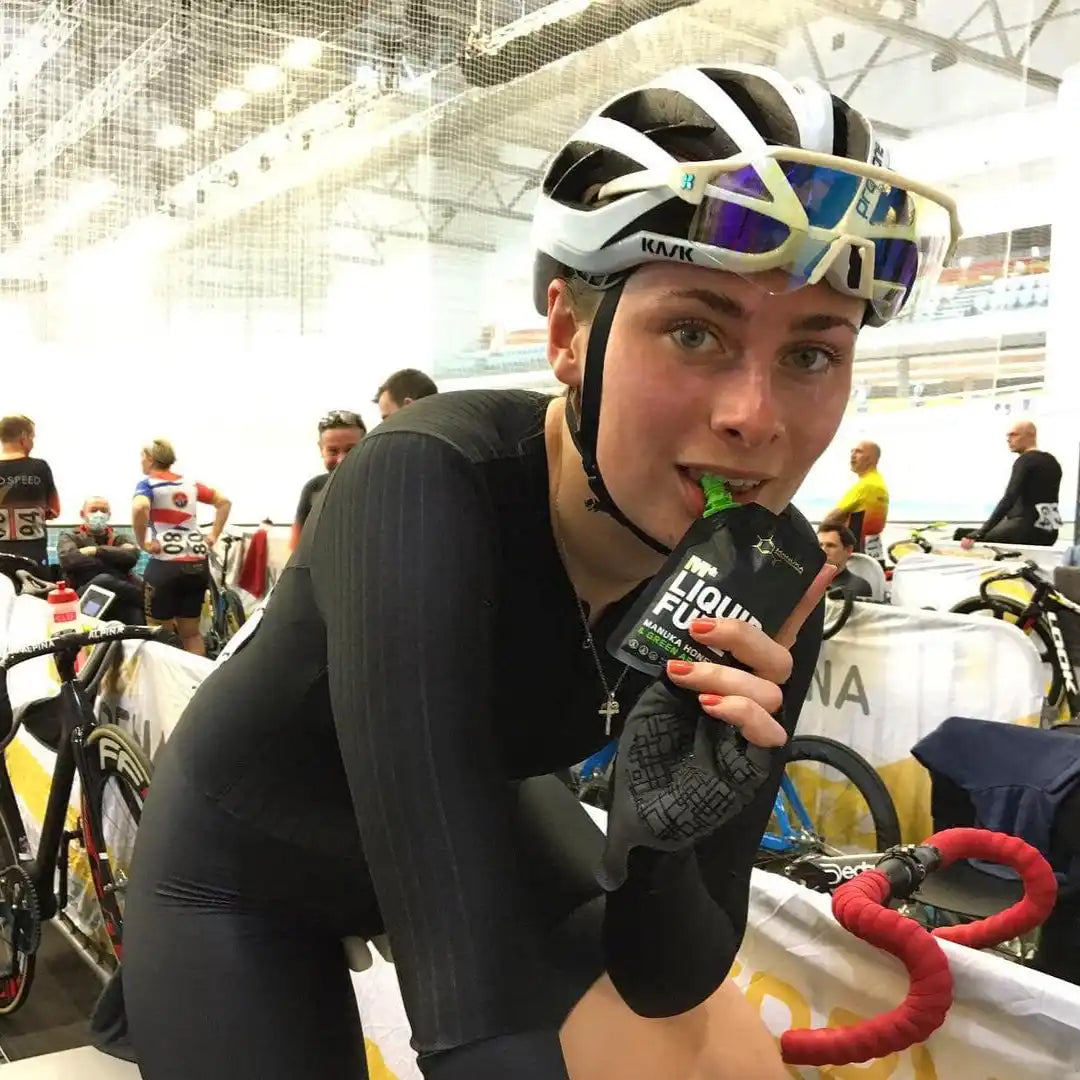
[
  {"left": 318, "top": 410, "right": 365, "bottom": 433},
  {"left": 598, "top": 147, "right": 961, "bottom": 322}
]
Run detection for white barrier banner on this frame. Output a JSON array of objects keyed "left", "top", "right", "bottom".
[
  {"left": 931, "top": 540, "right": 1066, "bottom": 576},
  {"left": 738, "top": 868, "right": 1080, "bottom": 1080},
  {"left": 889, "top": 553, "right": 1034, "bottom": 612},
  {"left": 798, "top": 602, "right": 1044, "bottom": 841}
]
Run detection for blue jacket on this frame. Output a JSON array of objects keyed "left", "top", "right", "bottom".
[{"left": 911, "top": 716, "right": 1080, "bottom": 882}]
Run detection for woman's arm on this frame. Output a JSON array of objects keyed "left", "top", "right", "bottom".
[{"left": 309, "top": 432, "right": 574, "bottom": 1079}]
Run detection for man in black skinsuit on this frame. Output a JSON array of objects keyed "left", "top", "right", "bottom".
[{"left": 957, "top": 420, "right": 1062, "bottom": 547}]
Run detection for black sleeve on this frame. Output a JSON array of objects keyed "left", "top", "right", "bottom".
[
  {"left": 602, "top": 602, "right": 824, "bottom": 1019},
  {"left": 978, "top": 456, "right": 1027, "bottom": 537},
  {"left": 309, "top": 432, "right": 571, "bottom": 1079},
  {"left": 96, "top": 542, "right": 138, "bottom": 573},
  {"left": 690, "top": 601, "right": 824, "bottom": 957},
  {"left": 294, "top": 478, "right": 317, "bottom": 529},
  {"left": 56, "top": 532, "right": 98, "bottom": 577},
  {"left": 41, "top": 460, "right": 57, "bottom": 501}
]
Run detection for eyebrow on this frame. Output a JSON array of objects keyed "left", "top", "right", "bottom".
[{"left": 663, "top": 288, "right": 859, "bottom": 335}]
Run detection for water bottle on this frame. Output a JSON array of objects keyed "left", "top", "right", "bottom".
[{"left": 47, "top": 582, "right": 80, "bottom": 636}]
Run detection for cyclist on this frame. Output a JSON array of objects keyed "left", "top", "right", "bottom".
[
  {"left": 121, "top": 64, "right": 956, "bottom": 1080},
  {"left": 958, "top": 419, "right": 1062, "bottom": 548},
  {"left": 131, "top": 439, "right": 232, "bottom": 656},
  {"left": 0, "top": 414, "right": 60, "bottom": 570},
  {"left": 823, "top": 440, "right": 888, "bottom": 559},
  {"left": 290, "top": 410, "right": 367, "bottom": 550},
  {"left": 375, "top": 367, "right": 438, "bottom": 420}
]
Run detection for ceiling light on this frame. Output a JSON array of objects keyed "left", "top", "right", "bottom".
[
  {"left": 154, "top": 124, "right": 189, "bottom": 149},
  {"left": 355, "top": 63, "right": 378, "bottom": 87},
  {"left": 213, "top": 87, "right": 248, "bottom": 113},
  {"left": 193, "top": 108, "right": 215, "bottom": 131},
  {"left": 245, "top": 64, "right": 282, "bottom": 92},
  {"left": 282, "top": 37, "right": 322, "bottom": 69}
]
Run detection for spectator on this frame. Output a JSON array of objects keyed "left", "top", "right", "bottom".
[
  {"left": 374, "top": 368, "right": 438, "bottom": 421},
  {"left": 0, "top": 414, "right": 60, "bottom": 570},
  {"left": 958, "top": 420, "right": 1062, "bottom": 548},
  {"left": 824, "top": 440, "right": 889, "bottom": 560},
  {"left": 133, "top": 439, "right": 231, "bottom": 656},
  {"left": 290, "top": 410, "right": 367, "bottom": 551},
  {"left": 57, "top": 497, "right": 144, "bottom": 624},
  {"left": 817, "top": 524, "right": 873, "bottom": 600}
]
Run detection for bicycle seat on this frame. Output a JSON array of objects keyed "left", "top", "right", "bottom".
[
  {"left": 15, "top": 570, "right": 54, "bottom": 598},
  {"left": 0, "top": 553, "right": 46, "bottom": 582}
]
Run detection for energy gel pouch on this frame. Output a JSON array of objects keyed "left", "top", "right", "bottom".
[
  {"left": 598, "top": 477, "right": 826, "bottom": 890},
  {"left": 607, "top": 476, "right": 825, "bottom": 676}
]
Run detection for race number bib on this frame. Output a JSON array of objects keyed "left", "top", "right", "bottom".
[
  {"left": 1035, "top": 503, "right": 1062, "bottom": 532},
  {"left": 0, "top": 506, "right": 44, "bottom": 541},
  {"left": 158, "top": 529, "right": 208, "bottom": 559}
]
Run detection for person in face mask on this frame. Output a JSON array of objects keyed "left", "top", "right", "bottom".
[{"left": 56, "top": 497, "right": 145, "bottom": 624}]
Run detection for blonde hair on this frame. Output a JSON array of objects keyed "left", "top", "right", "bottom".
[
  {"left": 0, "top": 415, "right": 34, "bottom": 443},
  {"left": 144, "top": 438, "right": 176, "bottom": 469},
  {"left": 563, "top": 276, "right": 605, "bottom": 323}
]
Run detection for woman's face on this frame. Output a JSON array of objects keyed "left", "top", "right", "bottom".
[{"left": 550, "top": 263, "right": 861, "bottom": 550}]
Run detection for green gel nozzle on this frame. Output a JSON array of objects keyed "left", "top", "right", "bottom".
[{"left": 701, "top": 474, "right": 735, "bottom": 517}]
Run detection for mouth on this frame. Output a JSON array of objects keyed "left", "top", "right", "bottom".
[{"left": 677, "top": 466, "right": 774, "bottom": 512}]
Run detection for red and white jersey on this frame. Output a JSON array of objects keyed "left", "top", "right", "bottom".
[{"left": 134, "top": 471, "right": 216, "bottom": 563}]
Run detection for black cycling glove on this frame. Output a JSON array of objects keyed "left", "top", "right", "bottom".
[{"left": 598, "top": 678, "right": 775, "bottom": 891}]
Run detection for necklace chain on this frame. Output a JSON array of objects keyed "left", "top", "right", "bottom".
[{"left": 553, "top": 492, "right": 629, "bottom": 736}]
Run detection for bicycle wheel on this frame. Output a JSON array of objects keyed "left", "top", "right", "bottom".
[
  {"left": 769, "top": 735, "right": 901, "bottom": 857},
  {"left": 222, "top": 589, "right": 246, "bottom": 639},
  {"left": 0, "top": 808, "right": 37, "bottom": 1015},
  {"left": 81, "top": 724, "right": 153, "bottom": 961},
  {"left": 822, "top": 590, "right": 854, "bottom": 640},
  {"left": 950, "top": 595, "right": 1062, "bottom": 708},
  {"left": 887, "top": 537, "right": 931, "bottom": 563}
]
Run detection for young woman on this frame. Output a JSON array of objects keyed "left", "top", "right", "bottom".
[
  {"left": 121, "top": 64, "right": 957, "bottom": 1079},
  {"left": 131, "top": 439, "right": 232, "bottom": 655}
]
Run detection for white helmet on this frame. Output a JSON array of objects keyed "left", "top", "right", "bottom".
[{"left": 532, "top": 64, "right": 955, "bottom": 327}]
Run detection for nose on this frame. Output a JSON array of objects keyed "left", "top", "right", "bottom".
[{"left": 706, "top": 363, "right": 783, "bottom": 450}]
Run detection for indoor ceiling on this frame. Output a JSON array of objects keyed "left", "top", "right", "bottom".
[{"left": 0, "top": 0, "right": 1072, "bottom": 285}]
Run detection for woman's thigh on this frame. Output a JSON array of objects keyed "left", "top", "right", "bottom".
[{"left": 123, "top": 752, "right": 372, "bottom": 1080}]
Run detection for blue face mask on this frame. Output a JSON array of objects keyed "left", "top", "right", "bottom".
[{"left": 87, "top": 511, "right": 109, "bottom": 531}]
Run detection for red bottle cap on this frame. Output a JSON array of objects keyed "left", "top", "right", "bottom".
[{"left": 49, "top": 582, "right": 78, "bottom": 606}]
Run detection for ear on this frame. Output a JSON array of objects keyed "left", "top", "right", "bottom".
[
  {"left": 402, "top": 397, "right": 414, "bottom": 406},
  {"left": 546, "top": 279, "right": 587, "bottom": 391}
]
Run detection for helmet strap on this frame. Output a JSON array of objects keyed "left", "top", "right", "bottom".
[{"left": 564, "top": 276, "right": 672, "bottom": 557}]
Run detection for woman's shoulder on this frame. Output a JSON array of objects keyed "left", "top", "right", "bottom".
[{"left": 365, "top": 388, "right": 550, "bottom": 467}]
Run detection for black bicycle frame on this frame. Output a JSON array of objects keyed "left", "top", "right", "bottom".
[
  {"left": 980, "top": 568, "right": 1080, "bottom": 718},
  {"left": 0, "top": 649, "right": 96, "bottom": 924}
]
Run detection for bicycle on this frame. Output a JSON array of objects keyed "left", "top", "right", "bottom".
[
  {"left": 572, "top": 733, "right": 901, "bottom": 861},
  {"left": 0, "top": 622, "right": 163, "bottom": 1013},
  {"left": 204, "top": 534, "right": 246, "bottom": 659},
  {"left": 950, "top": 558, "right": 1080, "bottom": 720},
  {"left": 759, "top": 734, "right": 901, "bottom": 861},
  {"left": 885, "top": 521, "right": 951, "bottom": 564}
]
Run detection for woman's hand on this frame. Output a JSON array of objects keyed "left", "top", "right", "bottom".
[{"left": 664, "top": 562, "right": 837, "bottom": 748}]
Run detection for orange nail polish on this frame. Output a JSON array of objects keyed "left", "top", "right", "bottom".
[
  {"left": 699, "top": 694, "right": 723, "bottom": 707},
  {"left": 667, "top": 659, "right": 694, "bottom": 676},
  {"left": 690, "top": 618, "right": 717, "bottom": 635}
]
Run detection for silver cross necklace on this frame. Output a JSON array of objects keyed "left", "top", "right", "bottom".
[{"left": 553, "top": 491, "right": 628, "bottom": 736}]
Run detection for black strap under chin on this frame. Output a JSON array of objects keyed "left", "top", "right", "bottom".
[{"left": 565, "top": 279, "right": 671, "bottom": 556}]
